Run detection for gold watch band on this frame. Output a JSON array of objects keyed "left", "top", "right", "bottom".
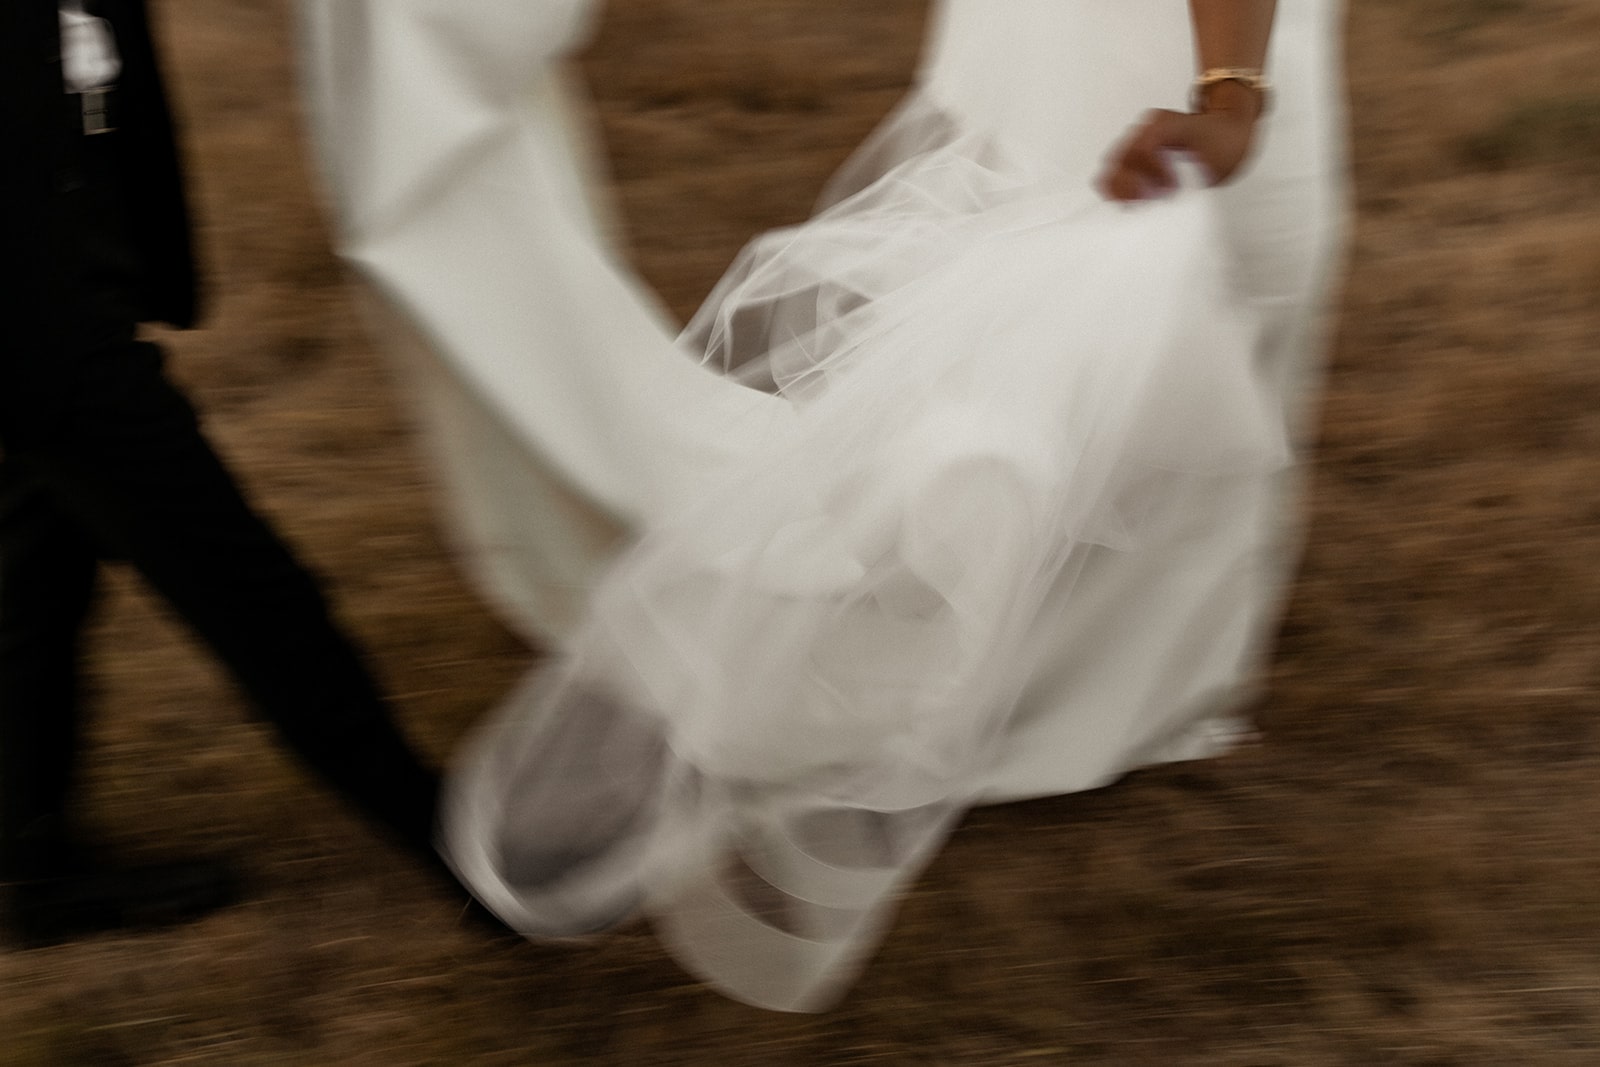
[{"left": 1191, "top": 67, "right": 1272, "bottom": 114}]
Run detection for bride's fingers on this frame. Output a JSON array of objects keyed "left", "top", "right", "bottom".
[
  {"left": 1098, "top": 109, "right": 1261, "bottom": 200},
  {"left": 1099, "top": 109, "right": 1185, "bottom": 201}
]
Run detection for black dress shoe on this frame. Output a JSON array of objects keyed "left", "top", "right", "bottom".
[{"left": 4, "top": 855, "right": 242, "bottom": 948}]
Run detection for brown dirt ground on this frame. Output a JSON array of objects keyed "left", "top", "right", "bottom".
[{"left": 4, "top": 1, "right": 1599, "bottom": 1063}]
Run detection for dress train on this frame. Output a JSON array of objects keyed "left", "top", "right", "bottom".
[{"left": 299, "top": 0, "right": 1346, "bottom": 1010}]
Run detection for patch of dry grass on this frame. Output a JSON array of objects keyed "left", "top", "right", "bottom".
[{"left": 1461, "top": 96, "right": 1600, "bottom": 170}]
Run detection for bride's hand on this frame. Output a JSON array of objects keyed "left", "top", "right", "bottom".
[{"left": 1097, "top": 82, "right": 1263, "bottom": 202}]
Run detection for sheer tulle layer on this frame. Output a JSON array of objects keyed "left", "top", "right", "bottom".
[
  {"left": 300, "top": 0, "right": 1345, "bottom": 1018},
  {"left": 444, "top": 109, "right": 1292, "bottom": 1010}
]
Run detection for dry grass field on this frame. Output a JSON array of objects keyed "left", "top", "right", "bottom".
[{"left": 3, "top": 0, "right": 1597, "bottom": 1063}]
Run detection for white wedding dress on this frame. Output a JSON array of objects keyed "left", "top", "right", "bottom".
[{"left": 300, "top": 0, "right": 1346, "bottom": 1011}]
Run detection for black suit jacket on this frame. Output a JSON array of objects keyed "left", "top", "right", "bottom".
[{"left": 2, "top": 0, "right": 200, "bottom": 367}]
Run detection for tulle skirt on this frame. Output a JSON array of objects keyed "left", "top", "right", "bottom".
[
  {"left": 299, "top": 0, "right": 1346, "bottom": 1014},
  {"left": 446, "top": 67, "right": 1338, "bottom": 1016}
]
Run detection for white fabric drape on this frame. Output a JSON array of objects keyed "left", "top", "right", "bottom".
[
  {"left": 298, "top": 0, "right": 1346, "bottom": 1011},
  {"left": 297, "top": 0, "right": 789, "bottom": 640}
]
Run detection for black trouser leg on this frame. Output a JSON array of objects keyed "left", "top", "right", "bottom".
[
  {"left": 0, "top": 470, "right": 99, "bottom": 879},
  {"left": 1, "top": 341, "right": 438, "bottom": 855}
]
